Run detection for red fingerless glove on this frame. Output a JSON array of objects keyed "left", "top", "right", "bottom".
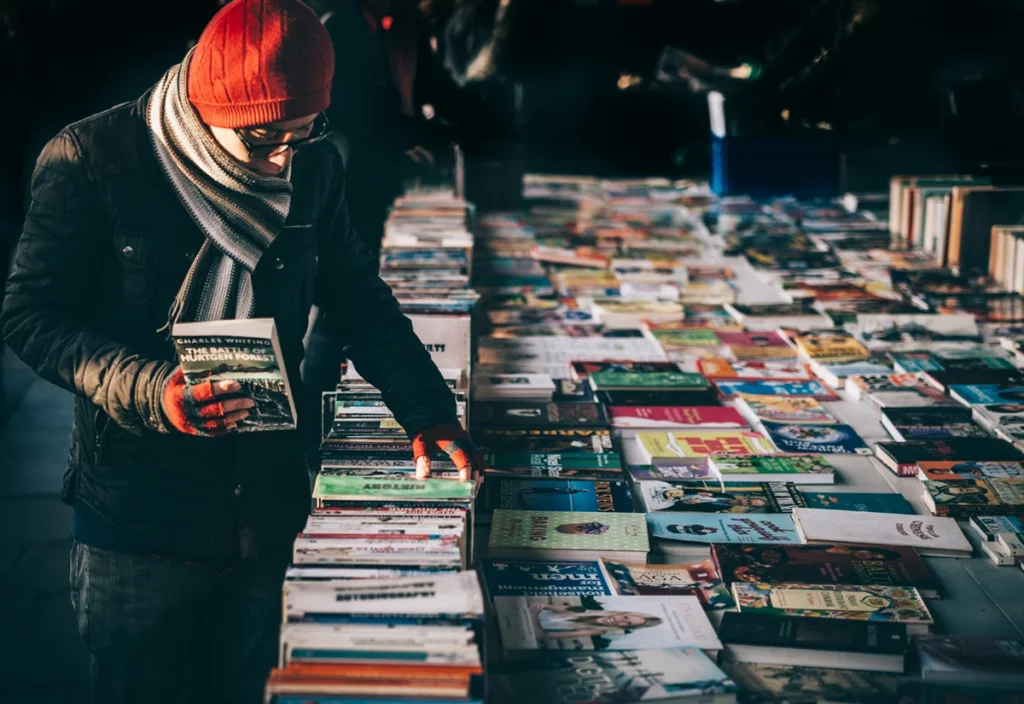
[
  {"left": 412, "top": 423, "right": 485, "bottom": 477},
  {"left": 161, "top": 368, "right": 231, "bottom": 437}
]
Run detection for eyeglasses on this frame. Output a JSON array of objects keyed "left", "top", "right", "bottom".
[{"left": 234, "top": 113, "right": 331, "bottom": 159}]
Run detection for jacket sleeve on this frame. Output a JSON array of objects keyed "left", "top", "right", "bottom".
[
  {"left": 0, "top": 129, "right": 174, "bottom": 434},
  {"left": 313, "top": 153, "right": 459, "bottom": 438}
]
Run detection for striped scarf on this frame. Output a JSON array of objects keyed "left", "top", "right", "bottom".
[{"left": 146, "top": 47, "right": 292, "bottom": 328}]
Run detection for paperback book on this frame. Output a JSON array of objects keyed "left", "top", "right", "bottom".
[
  {"left": 647, "top": 513, "right": 802, "bottom": 545},
  {"left": 636, "top": 481, "right": 806, "bottom": 514},
  {"left": 481, "top": 560, "right": 615, "bottom": 598},
  {"left": 708, "top": 455, "right": 835, "bottom": 484},
  {"left": 761, "top": 422, "right": 871, "bottom": 456},
  {"left": 791, "top": 508, "right": 973, "bottom": 558},
  {"left": 731, "top": 583, "right": 933, "bottom": 633},
  {"left": 800, "top": 491, "right": 915, "bottom": 515},
  {"left": 494, "top": 595, "right": 722, "bottom": 654},
  {"left": 734, "top": 396, "right": 837, "bottom": 425},
  {"left": 725, "top": 662, "right": 900, "bottom": 701},
  {"left": 478, "top": 479, "right": 635, "bottom": 515},
  {"left": 922, "top": 478, "right": 1024, "bottom": 517},
  {"left": 172, "top": 318, "right": 296, "bottom": 431},
  {"left": 875, "top": 438, "right": 1024, "bottom": 477},
  {"left": 600, "top": 559, "right": 735, "bottom": 609},
  {"left": 697, "top": 358, "right": 814, "bottom": 381},
  {"left": 635, "top": 431, "right": 777, "bottom": 464},
  {"left": 607, "top": 406, "right": 746, "bottom": 430},
  {"left": 472, "top": 402, "right": 608, "bottom": 428},
  {"left": 711, "top": 544, "right": 940, "bottom": 597},
  {"left": 712, "top": 379, "right": 839, "bottom": 400},
  {"left": 488, "top": 510, "right": 650, "bottom": 561}
]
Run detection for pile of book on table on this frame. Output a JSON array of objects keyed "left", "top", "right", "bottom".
[
  {"left": 467, "top": 175, "right": 1024, "bottom": 703},
  {"left": 264, "top": 191, "right": 484, "bottom": 704}
]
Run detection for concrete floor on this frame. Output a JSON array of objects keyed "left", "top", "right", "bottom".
[{"left": 0, "top": 347, "right": 88, "bottom": 704}]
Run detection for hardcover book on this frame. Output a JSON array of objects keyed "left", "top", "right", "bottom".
[
  {"left": 484, "top": 453, "right": 622, "bottom": 471},
  {"left": 761, "top": 422, "right": 871, "bottom": 456},
  {"left": 800, "top": 491, "right": 915, "bottom": 515},
  {"left": 731, "top": 583, "right": 933, "bottom": 632},
  {"left": 709, "top": 455, "right": 835, "bottom": 484},
  {"left": 791, "top": 508, "right": 973, "bottom": 558},
  {"left": 600, "top": 559, "right": 734, "bottom": 609},
  {"left": 726, "top": 662, "right": 900, "bottom": 700},
  {"left": 916, "top": 636, "right": 1024, "bottom": 690},
  {"left": 636, "top": 481, "right": 806, "bottom": 514},
  {"left": 647, "top": 513, "right": 802, "bottom": 545},
  {"left": 712, "top": 379, "right": 839, "bottom": 400},
  {"left": 478, "top": 479, "right": 635, "bottom": 514},
  {"left": 490, "top": 648, "right": 738, "bottom": 704},
  {"left": 488, "top": 510, "right": 649, "bottom": 560},
  {"left": 481, "top": 560, "right": 614, "bottom": 597},
  {"left": 635, "top": 431, "right": 776, "bottom": 464},
  {"left": 711, "top": 544, "right": 939, "bottom": 597},
  {"left": 607, "top": 406, "right": 746, "bottom": 429},
  {"left": 477, "top": 429, "right": 613, "bottom": 454},
  {"left": 719, "top": 614, "right": 909, "bottom": 674},
  {"left": 494, "top": 595, "right": 722, "bottom": 654},
  {"left": 172, "top": 318, "right": 296, "bottom": 431},
  {"left": 472, "top": 402, "right": 608, "bottom": 428}
]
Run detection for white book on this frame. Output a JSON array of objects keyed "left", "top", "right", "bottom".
[
  {"left": 494, "top": 595, "right": 721, "bottom": 655},
  {"left": 284, "top": 572, "right": 484, "bottom": 620},
  {"left": 791, "top": 508, "right": 973, "bottom": 558}
]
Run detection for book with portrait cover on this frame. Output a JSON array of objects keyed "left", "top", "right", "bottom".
[
  {"left": 922, "top": 478, "right": 1024, "bottom": 517},
  {"left": 488, "top": 510, "right": 649, "bottom": 562},
  {"left": 731, "top": 583, "right": 933, "bottom": 633},
  {"left": 647, "top": 513, "right": 802, "bottom": 545},
  {"left": 600, "top": 559, "right": 735, "bottom": 609},
  {"left": 172, "top": 318, "right": 296, "bottom": 431},
  {"left": 635, "top": 481, "right": 806, "bottom": 514},
  {"left": 494, "top": 595, "right": 722, "bottom": 654},
  {"left": 711, "top": 544, "right": 939, "bottom": 598},
  {"left": 490, "top": 648, "right": 738, "bottom": 704},
  {"left": 917, "top": 460, "right": 1024, "bottom": 482}
]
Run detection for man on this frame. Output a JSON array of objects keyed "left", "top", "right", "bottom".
[{"left": 0, "top": 1, "right": 482, "bottom": 702}]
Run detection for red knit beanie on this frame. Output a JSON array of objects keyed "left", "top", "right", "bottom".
[{"left": 188, "top": 0, "right": 334, "bottom": 128}]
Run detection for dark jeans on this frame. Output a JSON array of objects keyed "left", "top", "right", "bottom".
[{"left": 69, "top": 541, "right": 289, "bottom": 704}]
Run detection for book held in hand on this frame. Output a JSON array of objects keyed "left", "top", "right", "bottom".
[{"left": 172, "top": 318, "right": 296, "bottom": 431}]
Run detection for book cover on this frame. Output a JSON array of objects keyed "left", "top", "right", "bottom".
[
  {"left": 791, "top": 508, "right": 973, "bottom": 557},
  {"left": 735, "top": 396, "right": 837, "bottom": 424},
  {"left": 490, "top": 648, "right": 737, "bottom": 704},
  {"left": 607, "top": 406, "right": 746, "bottom": 429},
  {"left": 882, "top": 406, "right": 975, "bottom": 427},
  {"left": 494, "top": 595, "right": 722, "bottom": 653},
  {"left": 636, "top": 481, "right": 806, "bottom": 514},
  {"left": 890, "top": 352, "right": 943, "bottom": 373},
  {"left": 762, "top": 422, "right": 871, "bottom": 455},
  {"left": 876, "top": 438, "right": 1024, "bottom": 477},
  {"left": 626, "top": 464, "right": 717, "bottom": 483},
  {"left": 719, "top": 612, "right": 910, "bottom": 655},
  {"left": 792, "top": 329, "right": 870, "bottom": 362},
  {"left": 951, "top": 382, "right": 1024, "bottom": 405},
  {"left": 801, "top": 491, "right": 915, "bottom": 515},
  {"left": 489, "top": 510, "right": 649, "bottom": 554},
  {"left": 472, "top": 402, "right": 608, "bottom": 428},
  {"left": 710, "top": 454, "right": 834, "bottom": 481},
  {"left": 312, "top": 475, "right": 476, "bottom": 501},
  {"left": 600, "top": 559, "right": 735, "bottom": 609},
  {"left": 172, "top": 318, "right": 296, "bottom": 431},
  {"left": 923, "top": 479, "right": 1006, "bottom": 517},
  {"left": 569, "top": 361, "right": 683, "bottom": 380},
  {"left": 477, "top": 429, "right": 613, "bottom": 454},
  {"left": 732, "top": 583, "right": 932, "bottom": 627},
  {"left": 713, "top": 379, "right": 839, "bottom": 400},
  {"left": 596, "top": 389, "right": 719, "bottom": 407},
  {"left": 481, "top": 560, "right": 614, "bottom": 597},
  {"left": 588, "top": 370, "right": 709, "bottom": 391},
  {"left": 712, "top": 544, "right": 939, "bottom": 595},
  {"left": 846, "top": 372, "right": 928, "bottom": 397},
  {"left": 485, "top": 453, "right": 623, "bottom": 471},
  {"left": 970, "top": 515, "right": 1024, "bottom": 541},
  {"left": 697, "top": 359, "right": 814, "bottom": 381},
  {"left": 647, "top": 513, "right": 801, "bottom": 545},
  {"left": 916, "top": 636, "right": 1024, "bottom": 688},
  {"left": 725, "top": 662, "right": 899, "bottom": 702},
  {"left": 636, "top": 430, "right": 776, "bottom": 462},
  {"left": 715, "top": 331, "right": 796, "bottom": 360},
  {"left": 484, "top": 466, "right": 624, "bottom": 481},
  {"left": 479, "top": 479, "right": 635, "bottom": 514}
]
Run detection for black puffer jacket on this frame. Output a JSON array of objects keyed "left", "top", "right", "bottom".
[{"left": 1, "top": 92, "right": 458, "bottom": 562}]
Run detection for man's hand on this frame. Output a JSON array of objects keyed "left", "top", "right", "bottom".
[
  {"left": 412, "top": 423, "right": 485, "bottom": 481},
  {"left": 161, "top": 368, "right": 255, "bottom": 436}
]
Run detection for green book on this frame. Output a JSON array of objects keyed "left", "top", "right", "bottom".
[
  {"left": 652, "top": 330, "right": 722, "bottom": 346},
  {"left": 489, "top": 510, "right": 650, "bottom": 559},
  {"left": 312, "top": 474, "right": 476, "bottom": 501},
  {"left": 484, "top": 452, "right": 622, "bottom": 470},
  {"left": 708, "top": 454, "right": 835, "bottom": 484},
  {"left": 589, "top": 370, "right": 709, "bottom": 390}
]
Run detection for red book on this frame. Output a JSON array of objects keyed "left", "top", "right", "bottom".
[{"left": 607, "top": 405, "right": 747, "bottom": 429}]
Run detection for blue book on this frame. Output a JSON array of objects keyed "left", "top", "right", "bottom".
[
  {"left": 762, "top": 421, "right": 872, "bottom": 455},
  {"left": 713, "top": 379, "right": 836, "bottom": 399},
  {"left": 951, "top": 384, "right": 1024, "bottom": 405},
  {"left": 647, "top": 513, "right": 801, "bottom": 545},
  {"left": 801, "top": 491, "right": 915, "bottom": 514},
  {"left": 478, "top": 478, "right": 634, "bottom": 514},
  {"left": 481, "top": 559, "right": 614, "bottom": 597}
]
